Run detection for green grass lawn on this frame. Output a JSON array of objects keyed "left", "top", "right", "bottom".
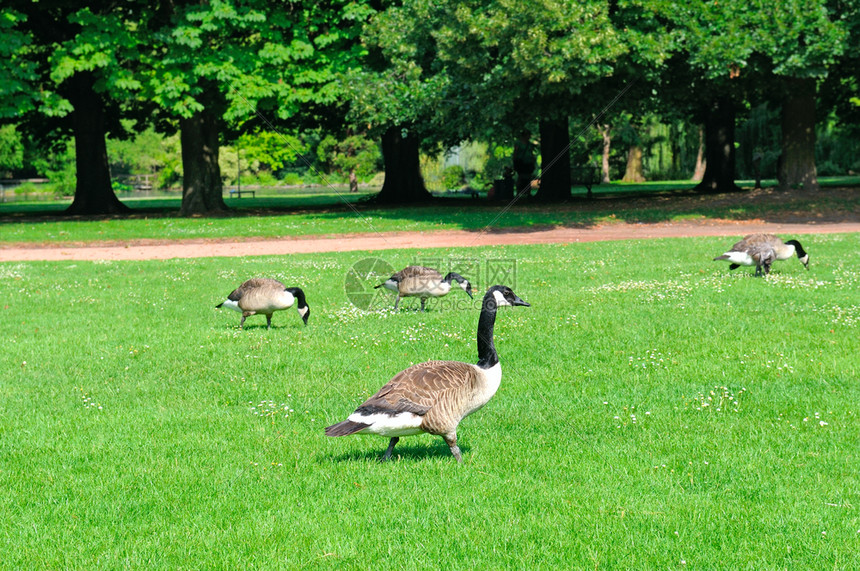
[
  {"left": 2, "top": 180, "right": 858, "bottom": 244},
  {"left": 1, "top": 235, "right": 858, "bottom": 568}
]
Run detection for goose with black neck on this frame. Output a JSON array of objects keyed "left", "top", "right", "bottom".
[{"left": 325, "top": 285, "right": 529, "bottom": 462}]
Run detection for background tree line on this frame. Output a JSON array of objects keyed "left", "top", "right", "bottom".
[{"left": 0, "top": 0, "right": 857, "bottom": 215}]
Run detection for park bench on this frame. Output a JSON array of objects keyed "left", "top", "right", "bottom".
[
  {"left": 570, "top": 166, "right": 600, "bottom": 199},
  {"left": 228, "top": 189, "right": 256, "bottom": 198}
]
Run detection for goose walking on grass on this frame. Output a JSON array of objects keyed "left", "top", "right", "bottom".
[
  {"left": 375, "top": 265, "right": 473, "bottom": 311},
  {"left": 216, "top": 278, "right": 310, "bottom": 329},
  {"left": 325, "top": 285, "right": 529, "bottom": 462},
  {"left": 714, "top": 233, "right": 810, "bottom": 277}
]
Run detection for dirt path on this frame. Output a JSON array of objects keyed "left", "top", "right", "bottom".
[{"left": 1, "top": 219, "right": 858, "bottom": 262}]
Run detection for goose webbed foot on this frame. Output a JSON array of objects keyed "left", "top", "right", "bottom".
[
  {"left": 266, "top": 315, "right": 272, "bottom": 329},
  {"left": 381, "top": 437, "right": 399, "bottom": 462}
]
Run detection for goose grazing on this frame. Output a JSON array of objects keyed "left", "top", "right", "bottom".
[
  {"left": 714, "top": 233, "right": 810, "bottom": 277},
  {"left": 216, "top": 278, "right": 310, "bottom": 329},
  {"left": 325, "top": 285, "right": 529, "bottom": 462},
  {"left": 374, "top": 265, "right": 473, "bottom": 311}
]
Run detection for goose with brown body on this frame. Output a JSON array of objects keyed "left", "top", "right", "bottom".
[
  {"left": 375, "top": 265, "right": 473, "bottom": 311},
  {"left": 216, "top": 278, "right": 310, "bottom": 329},
  {"left": 714, "top": 233, "right": 810, "bottom": 277},
  {"left": 325, "top": 285, "right": 529, "bottom": 462}
]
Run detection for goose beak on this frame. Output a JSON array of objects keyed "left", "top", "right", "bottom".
[{"left": 512, "top": 295, "right": 530, "bottom": 307}]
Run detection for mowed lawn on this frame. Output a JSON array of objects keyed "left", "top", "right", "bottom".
[{"left": 1, "top": 236, "right": 858, "bottom": 568}]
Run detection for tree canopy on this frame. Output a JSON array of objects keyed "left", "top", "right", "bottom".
[{"left": 0, "top": 0, "right": 857, "bottom": 211}]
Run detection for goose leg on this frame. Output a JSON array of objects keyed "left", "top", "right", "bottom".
[
  {"left": 394, "top": 296, "right": 401, "bottom": 311},
  {"left": 443, "top": 433, "right": 462, "bottom": 463},
  {"left": 382, "top": 437, "right": 399, "bottom": 461},
  {"left": 420, "top": 298, "right": 426, "bottom": 312},
  {"left": 266, "top": 314, "right": 272, "bottom": 329},
  {"left": 240, "top": 315, "right": 247, "bottom": 329},
  {"left": 755, "top": 265, "right": 763, "bottom": 277}
]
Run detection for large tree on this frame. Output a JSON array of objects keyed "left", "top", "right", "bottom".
[
  {"left": 757, "top": 2, "right": 845, "bottom": 191},
  {"left": 0, "top": 5, "right": 140, "bottom": 214},
  {"left": 364, "top": 0, "right": 670, "bottom": 202},
  {"left": 658, "top": 0, "right": 845, "bottom": 192},
  {"left": 143, "top": 0, "right": 375, "bottom": 215}
]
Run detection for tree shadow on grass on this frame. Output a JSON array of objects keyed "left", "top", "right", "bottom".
[{"left": 2, "top": 183, "right": 859, "bottom": 233}]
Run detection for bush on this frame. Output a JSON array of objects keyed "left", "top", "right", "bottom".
[
  {"left": 282, "top": 172, "right": 303, "bottom": 186},
  {"left": 112, "top": 181, "right": 134, "bottom": 194},
  {"left": 442, "top": 165, "right": 465, "bottom": 190}
]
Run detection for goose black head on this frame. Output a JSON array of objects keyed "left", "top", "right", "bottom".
[
  {"left": 785, "top": 240, "right": 810, "bottom": 269},
  {"left": 484, "top": 285, "right": 530, "bottom": 309},
  {"left": 286, "top": 287, "right": 310, "bottom": 325},
  {"left": 445, "top": 272, "right": 474, "bottom": 299}
]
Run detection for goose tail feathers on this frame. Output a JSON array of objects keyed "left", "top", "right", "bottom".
[{"left": 325, "top": 420, "right": 370, "bottom": 437}]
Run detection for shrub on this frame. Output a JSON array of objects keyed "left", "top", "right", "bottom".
[{"left": 442, "top": 165, "right": 465, "bottom": 190}]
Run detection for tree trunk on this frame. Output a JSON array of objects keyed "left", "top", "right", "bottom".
[
  {"left": 600, "top": 124, "right": 611, "bottom": 183},
  {"left": 692, "top": 125, "right": 706, "bottom": 181},
  {"left": 375, "top": 125, "right": 431, "bottom": 203},
  {"left": 695, "top": 99, "right": 740, "bottom": 193},
  {"left": 534, "top": 116, "right": 571, "bottom": 202},
  {"left": 180, "top": 109, "right": 227, "bottom": 216},
  {"left": 64, "top": 72, "right": 129, "bottom": 215},
  {"left": 622, "top": 145, "right": 645, "bottom": 182},
  {"left": 778, "top": 77, "right": 818, "bottom": 191}
]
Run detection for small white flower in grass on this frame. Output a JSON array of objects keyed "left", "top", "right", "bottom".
[{"left": 819, "top": 421, "right": 828, "bottom": 427}]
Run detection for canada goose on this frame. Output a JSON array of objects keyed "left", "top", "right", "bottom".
[
  {"left": 216, "top": 278, "right": 310, "bottom": 329},
  {"left": 325, "top": 285, "right": 529, "bottom": 462},
  {"left": 714, "top": 233, "right": 809, "bottom": 277},
  {"left": 374, "top": 265, "right": 473, "bottom": 311}
]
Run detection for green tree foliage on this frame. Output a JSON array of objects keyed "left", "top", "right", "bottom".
[
  {"left": 361, "top": 0, "right": 668, "bottom": 201},
  {"left": 0, "top": 5, "right": 142, "bottom": 213},
  {"left": 139, "top": 0, "right": 374, "bottom": 215},
  {"left": 317, "top": 133, "right": 381, "bottom": 191},
  {"left": 656, "top": 0, "right": 846, "bottom": 191},
  {"left": 0, "top": 125, "right": 24, "bottom": 175}
]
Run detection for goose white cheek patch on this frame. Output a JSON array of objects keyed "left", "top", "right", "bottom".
[
  {"left": 493, "top": 290, "right": 511, "bottom": 306},
  {"left": 221, "top": 299, "right": 242, "bottom": 312}
]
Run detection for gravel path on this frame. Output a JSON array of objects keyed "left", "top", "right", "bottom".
[{"left": 1, "top": 219, "right": 857, "bottom": 262}]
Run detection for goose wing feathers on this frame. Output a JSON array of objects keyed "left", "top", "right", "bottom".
[
  {"left": 746, "top": 242, "right": 776, "bottom": 265},
  {"left": 227, "top": 278, "right": 286, "bottom": 301},
  {"left": 392, "top": 266, "right": 442, "bottom": 282},
  {"left": 731, "top": 233, "right": 782, "bottom": 251},
  {"left": 355, "top": 360, "right": 477, "bottom": 417}
]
